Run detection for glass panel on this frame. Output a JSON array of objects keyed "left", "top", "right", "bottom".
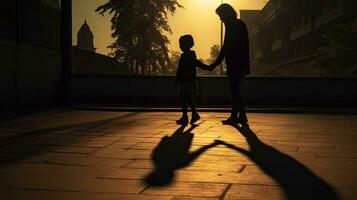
[{"left": 72, "top": 0, "right": 356, "bottom": 77}]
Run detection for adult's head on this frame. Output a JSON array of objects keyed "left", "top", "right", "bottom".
[{"left": 216, "top": 3, "right": 237, "bottom": 23}]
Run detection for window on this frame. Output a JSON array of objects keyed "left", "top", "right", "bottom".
[
  {"left": 71, "top": 0, "right": 356, "bottom": 78},
  {"left": 321, "top": 0, "right": 337, "bottom": 15}
]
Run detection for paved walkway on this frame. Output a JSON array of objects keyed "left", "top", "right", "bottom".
[{"left": 0, "top": 110, "right": 356, "bottom": 199}]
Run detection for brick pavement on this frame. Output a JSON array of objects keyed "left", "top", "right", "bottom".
[{"left": 0, "top": 110, "right": 356, "bottom": 199}]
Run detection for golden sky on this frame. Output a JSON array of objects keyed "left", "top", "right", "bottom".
[{"left": 72, "top": 0, "right": 267, "bottom": 59}]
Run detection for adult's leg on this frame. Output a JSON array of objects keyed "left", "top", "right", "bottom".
[
  {"left": 232, "top": 77, "right": 248, "bottom": 122},
  {"left": 230, "top": 78, "right": 240, "bottom": 119},
  {"left": 222, "top": 78, "right": 240, "bottom": 124},
  {"left": 237, "top": 80, "right": 247, "bottom": 121},
  {"left": 229, "top": 77, "right": 248, "bottom": 122}
]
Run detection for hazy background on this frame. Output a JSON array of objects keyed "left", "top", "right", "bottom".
[{"left": 72, "top": 0, "right": 267, "bottom": 60}]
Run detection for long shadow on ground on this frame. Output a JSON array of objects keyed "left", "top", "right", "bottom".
[
  {"left": 0, "top": 112, "right": 138, "bottom": 167},
  {"left": 217, "top": 124, "right": 339, "bottom": 200},
  {"left": 145, "top": 125, "right": 220, "bottom": 186}
]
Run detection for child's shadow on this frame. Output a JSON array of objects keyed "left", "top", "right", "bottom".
[{"left": 144, "top": 125, "right": 219, "bottom": 186}]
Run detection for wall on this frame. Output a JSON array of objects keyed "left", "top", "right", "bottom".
[
  {"left": 0, "top": 0, "right": 61, "bottom": 108},
  {"left": 72, "top": 76, "right": 357, "bottom": 107}
]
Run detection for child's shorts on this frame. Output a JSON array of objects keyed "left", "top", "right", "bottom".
[{"left": 178, "top": 81, "right": 198, "bottom": 95}]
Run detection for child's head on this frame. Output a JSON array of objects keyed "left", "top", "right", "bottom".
[{"left": 179, "top": 35, "right": 194, "bottom": 52}]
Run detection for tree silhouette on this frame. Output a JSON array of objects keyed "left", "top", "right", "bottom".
[
  {"left": 96, "top": 0, "right": 182, "bottom": 75},
  {"left": 206, "top": 44, "right": 226, "bottom": 75},
  {"left": 167, "top": 50, "right": 181, "bottom": 75},
  {"left": 314, "top": 19, "right": 357, "bottom": 76}
]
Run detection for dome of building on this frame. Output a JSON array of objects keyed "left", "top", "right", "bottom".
[{"left": 77, "top": 20, "right": 96, "bottom": 52}]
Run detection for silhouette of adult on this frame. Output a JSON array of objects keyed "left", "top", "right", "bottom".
[
  {"left": 209, "top": 4, "right": 250, "bottom": 125},
  {"left": 215, "top": 124, "right": 339, "bottom": 200}
]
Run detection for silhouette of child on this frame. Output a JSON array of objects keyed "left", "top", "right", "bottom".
[
  {"left": 175, "top": 35, "right": 209, "bottom": 125},
  {"left": 145, "top": 125, "right": 221, "bottom": 186}
]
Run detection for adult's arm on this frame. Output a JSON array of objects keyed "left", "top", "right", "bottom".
[{"left": 211, "top": 44, "right": 226, "bottom": 68}]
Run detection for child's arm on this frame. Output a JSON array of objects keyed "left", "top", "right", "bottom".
[
  {"left": 196, "top": 60, "right": 210, "bottom": 70},
  {"left": 190, "top": 51, "right": 209, "bottom": 70}
]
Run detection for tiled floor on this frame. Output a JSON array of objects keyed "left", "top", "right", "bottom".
[{"left": 0, "top": 110, "right": 356, "bottom": 199}]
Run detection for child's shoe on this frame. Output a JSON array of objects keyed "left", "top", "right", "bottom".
[
  {"left": 176, "top": 115, "right": 189, "bottom": 126},
  {"left": 190, "top": 112, "right": 201, "bottom": 125}
]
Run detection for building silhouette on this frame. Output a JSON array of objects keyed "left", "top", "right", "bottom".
[
  {"left": 73, "top": 20, "right": 129, "bottom": 75},
  {"left": 251, "top": 0, "right": 355, "bottom": 67},
  {"left": 240, "top": 10, "right": 260, "bottom": 61},
  {"left": 76, "top": 20, "right": 96, "bottom": 52}
]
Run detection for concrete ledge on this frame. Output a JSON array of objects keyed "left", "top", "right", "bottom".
[
  {"left": 73, "top": 106, "right": 357, "bottom": 115},
  {"left": 72, "top": 75, "right": 357, "bottom": 106}
]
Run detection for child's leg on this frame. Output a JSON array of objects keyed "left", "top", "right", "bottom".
[
  {"left": 188, "top": 95, "right": 197, "bottom": 114},
  {"left": 177, "top": 92, "right": 189, "bottom": 125},
  {"left": 188, "top": 94, "right": 200, "bottom": 124},
  {"left": 180, "top": 92, "right": 188, "bottom": 116}
]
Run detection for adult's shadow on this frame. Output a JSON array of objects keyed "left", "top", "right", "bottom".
[
  {"left": 217, "top": 124, "right": 339, "bottom": 200},
  {"left": 144, "top": 124, "right": 220, "bottom": 186}
]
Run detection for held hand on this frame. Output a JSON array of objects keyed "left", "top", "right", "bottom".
[
  {"left": 208, "top": 140, "right": 224, "bottom": 147},
  {"left": 213, "top": 140, "right": 226, "bottom": 145},
  {"left": 200, "top": 64, "right": 208, "bottom": 70},
  {"left": 208, "top": 64, "right": 216, "bottom": 71},
  {"left": 205, "top": 64, "right": 212, "bottom": 71},
  {"left": 213, "top": 140, "right": 236, "bottom": 148}
]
